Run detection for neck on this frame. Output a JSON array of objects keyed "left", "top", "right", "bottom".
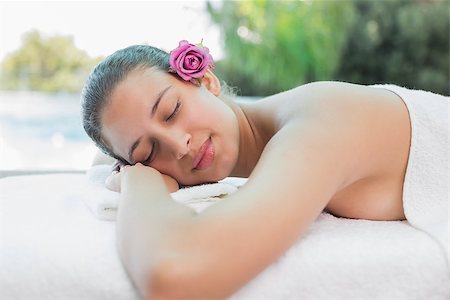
[{"left": 226, "top": 100, "right": 272, "bottom": 177}]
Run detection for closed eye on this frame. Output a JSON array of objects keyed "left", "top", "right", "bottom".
[
  {"left": 143, "top": 141, "right": 156, "bottom": 164},
  {"left": 166, "top": 99, "right": 180, "bottom": 121}
]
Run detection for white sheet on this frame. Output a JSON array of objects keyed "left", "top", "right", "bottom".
[
  {"left": 0, "top": 174, "right": 139, "bottom": 299},
  {"left": 1, "top": 173, "right": 449, "bottom": 299}
]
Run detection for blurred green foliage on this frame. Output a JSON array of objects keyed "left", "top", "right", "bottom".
[
  {"left": 0, "top": 30, "right": 101, "bottom": 93},
  {"left": 335, "top": 0, "right": 449, "bottom": 95},
  {"left": 208, "top": 0, "right": 355, "bottom": 95},
  {"left": 0, "top": 1, "right": 447, "bottom": 95},
  {"left": 208, "top": 0, "right": 449, "bottom": 96}
]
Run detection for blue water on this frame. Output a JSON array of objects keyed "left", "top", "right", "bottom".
[
  {"left": 0, "top": 91, "right": 89, "bottom": 141},
  {"left": 0, "top": 91, "right": 96, "bottom": 170}
]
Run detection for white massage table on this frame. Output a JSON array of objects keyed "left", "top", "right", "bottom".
[{"left": 1, "top": 172, "right": 449, "bottom": 299}]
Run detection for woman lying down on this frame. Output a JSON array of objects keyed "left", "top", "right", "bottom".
[{"left": 81, "top": 41, "right": 448, "bottom": 299}]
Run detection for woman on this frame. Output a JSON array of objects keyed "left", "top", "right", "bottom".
[{"left": 81, "top": 42, "right": 445, "bottom": 299}]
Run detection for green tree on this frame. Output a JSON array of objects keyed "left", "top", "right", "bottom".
[
  {"left": 335, "top": 0, "right": 449, "bottom": 95},
  {"left": 0, "top": 30, "right": 101, "bottom": 93},
  {"left": 207, "top": 0, "right": 355, "bottom": 96}
]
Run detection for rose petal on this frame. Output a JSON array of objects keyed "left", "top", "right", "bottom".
[
  {"left": 184, "top": 54, "right": 201, "bottom": 70},
  {"left": 177, "top": 70, "right": 192, "bottom": 81},
  {"left": 169, "top": 40, "right": 215, "bottom": 82},
  {"left": 179, "top": 40, "right": 190, "bottom": 47},
  {"left": 170, "top": 42, "right": 192, "bottom": 69}
]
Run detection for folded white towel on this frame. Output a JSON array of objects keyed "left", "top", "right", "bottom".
[
  {"left": 373, "top": 84, "right": 449, "bottom": 268},
  {"left": 85, "top": 165, "right": 246, "bottom": 221},
  {"left": 85, "top": 165, "right": 120, "bottom": 220}
]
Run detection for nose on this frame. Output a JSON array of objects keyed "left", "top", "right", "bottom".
[{"left": 163, "top": 130, "right": 191, "bottom": 160}]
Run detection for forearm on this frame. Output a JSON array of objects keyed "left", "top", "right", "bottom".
[
  {"left": 116, "top": 166, "right": 196, "bottom": 299},
  {"left": 115, "top": 137, "right": 338, "bottom": 299}
]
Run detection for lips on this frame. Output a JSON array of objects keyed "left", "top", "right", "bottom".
[{"left": 192, "top": 138, "right": 215, "bottom": 170}]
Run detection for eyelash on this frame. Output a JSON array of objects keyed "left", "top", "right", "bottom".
[
  {"left": 166, "top": 98, "right": 181, "bottom": 122},
  {"left": 143, "top": 99, "right": 181, "bottom": 164},
  {"left": 143, "top": 142, "right": 156, "bottom": 164}
]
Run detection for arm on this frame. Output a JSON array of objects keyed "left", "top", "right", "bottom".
[
  {"left": 117, "top": 119, "right": 358, "bottom": 299},
  {"left": 105, "top": 166, "right": 179, "bottom": 193},
  {"left": 92, "top": 149, "right": 180, "bottom": 192},
  {"left": 115, "top": 165, "right": 195, "bottom": 297}
]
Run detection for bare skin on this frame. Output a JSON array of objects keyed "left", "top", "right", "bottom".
[
  {"left": 99, "top": 68, "right": 410, "bottom": 298},
  {"left": 246, "top": 82, "right": 410, "bottom": 221}
]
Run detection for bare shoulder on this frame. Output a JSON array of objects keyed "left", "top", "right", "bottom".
[
  {"left": 262, "top": 81, "right": 403, "bottom": 125},
  {"left": 259, "top": 81, "right": 411, "bottom": 181}
]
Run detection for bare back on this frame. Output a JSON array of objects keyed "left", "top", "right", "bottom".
[{"left": 240, "top": 81, "right": 410, "bottom": 221}]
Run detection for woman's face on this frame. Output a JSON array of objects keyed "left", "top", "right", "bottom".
[{"left": 101, "top": 67, "right": 240, "bottom": 186}]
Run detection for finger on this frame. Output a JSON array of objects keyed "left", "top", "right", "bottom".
[
  {"left": 112, "top": 161, "right": 122, "bottom": 173},
  {"left": 119, "top": 164, "right": 130, "bottom": 172},
  {"left": 105, "top": 172, "right": 121, "bottom": 192}
]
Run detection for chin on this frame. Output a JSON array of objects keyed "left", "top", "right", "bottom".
[
  {"left": 180, "top": 152, "right": 237, "bottom": 186},
  {"left": 209, "top": 165, "right": 233, "bottom": 183},
  {"left": 179, "top": 168, "right": 227, "bottom": 186},
  {"left": 200, "top": 172, "right": 227, "bottom": 185}
]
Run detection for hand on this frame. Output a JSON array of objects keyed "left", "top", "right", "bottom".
[
  {"left": 111, "top": 159, "right": 125, "bottom": 173},
  {"left": 104, "top": 160, "right": 128, "bottom": 192},
  {"left": 161, "top": 173, "right": 180, "bottom": 193},
  {"left": 105, "top": 169, "right": 121, "bottom": 192},
  {"left": 105, "top": 163, "right": 180, "bottom": 193}
]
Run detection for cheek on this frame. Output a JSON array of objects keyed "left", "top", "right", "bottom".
[
  {"left": 149, "top": 156, "right": 189, "bottom": 183},
  {"left": 210, "top": 107, "right": 240, "bottom": 177},
  {"left": 148, "top": 158, "right": 174, "bottom": 175},
  {"left": 195, "top": 100, "right": 235, "bottom": 130},
  {"left": 217, "top": 132, "right": 239, "bottom": 176}
]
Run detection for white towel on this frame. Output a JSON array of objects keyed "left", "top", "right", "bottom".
[
  {"left": 85, "top": 165, "right": 246, "bottom": 221},
  {"left": 2, "top": 173, "right": 448, "bottom": 299},
  {"left": 373, "top": 84, "right": 449, "bottom": 267},
  {"left": 230, "top": 213, "right": 449, "bottom": 300},
  {"left": 85, "top": 165, "right": 119, "bottom": 220}
]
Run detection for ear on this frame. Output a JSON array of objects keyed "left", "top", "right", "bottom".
[{"left": 200, "top": 70, "right": 221, "bottom": 96}]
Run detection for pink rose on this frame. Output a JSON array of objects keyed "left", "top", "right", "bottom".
[{"left": 169, "top": 40, "right": 215, "bottom": 82}]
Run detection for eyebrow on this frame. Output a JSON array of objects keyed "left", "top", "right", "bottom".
[{"left": 127, "top": 85, "right": 172, "bottom": 163}]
